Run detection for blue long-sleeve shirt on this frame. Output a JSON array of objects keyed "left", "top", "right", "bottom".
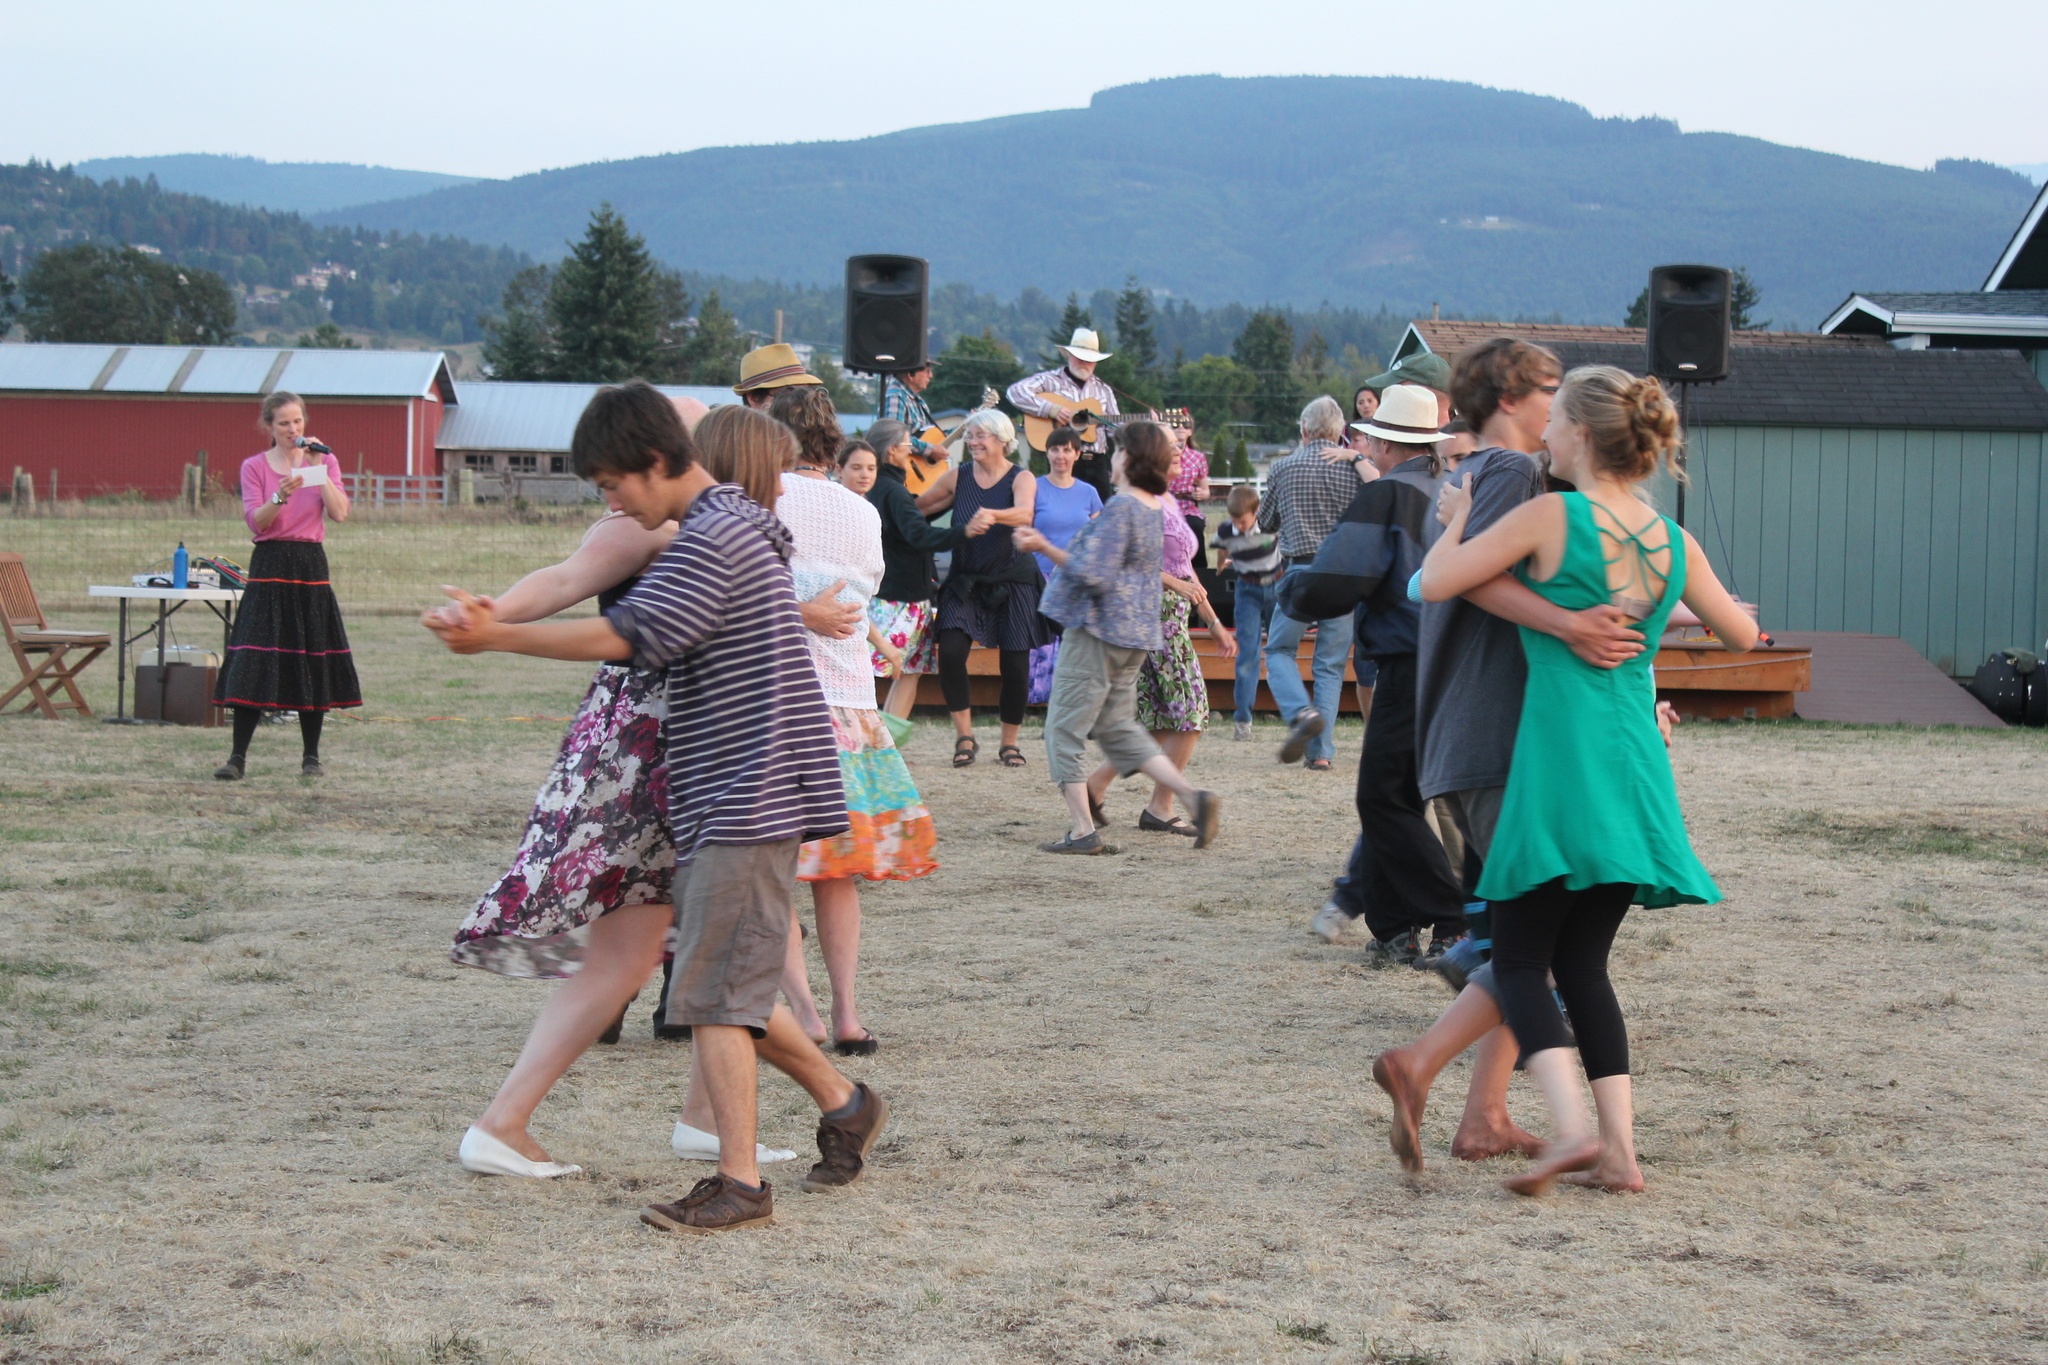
[{"left": 1278, "top": 455, "right": 1448, "bottom": 661}]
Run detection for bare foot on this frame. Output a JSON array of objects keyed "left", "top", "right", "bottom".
[
  {"left": 1501, "top": 1137, "right": 1600, "bottom": 1197},
  {"left": 1451, "top": 1120, "right": 1545, "bottom": 1162},
  {"left": 1562, "top": 1160, "right": 1645, "bottom": 1193},
  {"left": 1371, "top": 1049, "right": 1427, "bottom": 1173}
]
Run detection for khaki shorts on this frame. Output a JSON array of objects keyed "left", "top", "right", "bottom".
[{"left": 662, "top": 839, "right": 799, "bottom": 1036}]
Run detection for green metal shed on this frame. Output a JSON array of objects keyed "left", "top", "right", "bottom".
[{"left": 1394, "top": 323, "right": 2048, "bottom": 676}]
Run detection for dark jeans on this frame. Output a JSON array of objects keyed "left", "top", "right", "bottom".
[
  {"left": 1491, "top": 879, "right": 1633, "bottom": 1080},
  {"left": 1328, "top": 654, "right": 1466, "bottom": 943}
]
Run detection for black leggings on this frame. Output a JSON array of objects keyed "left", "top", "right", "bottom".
[
  {"left": 231, "top": 706, "right": 324, "bottom": 760},
  {"left": 1490, "top": 879, "right": 1634, "bottom": 1080},
  {"left": 936, "top": 629, "right": 1027, "bottom": 726}
]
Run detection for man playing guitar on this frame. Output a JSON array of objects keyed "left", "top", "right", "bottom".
[
  {"left": 879, "top": 361, "right": 951, "bottom": 496},
  {"left": 1007, "top": 327, "right": 1121, "bottom": 503}
]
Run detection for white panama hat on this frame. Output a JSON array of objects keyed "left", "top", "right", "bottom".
[
  {"left": 1351, "top": 384, "right": 1445, "bottom": 444},
  {"left": 1057, "top": 327, "right": 1113, "bottom": 364}
]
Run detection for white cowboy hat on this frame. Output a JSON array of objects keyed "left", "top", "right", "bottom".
[
  {"left": 1057, "top": 327, "right": 1112, "bottom": 364},
  {"left": 1352, "top": 384, "right": 1444, "bottom": 444}
]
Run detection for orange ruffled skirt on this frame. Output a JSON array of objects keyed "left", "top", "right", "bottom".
[{"left": 798, "top": 706, "right": 939, "bottom": 882}]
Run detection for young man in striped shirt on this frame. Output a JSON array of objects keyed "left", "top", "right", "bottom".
[{"left": 429, "top": 382, "right": 888, "bottom": 1234}]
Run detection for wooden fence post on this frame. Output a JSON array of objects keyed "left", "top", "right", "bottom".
[{"left": 11, "top": 467, "right": 32, "bottom": 513}]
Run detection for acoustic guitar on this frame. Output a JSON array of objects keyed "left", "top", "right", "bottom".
[
  {"left": 903, "top": 387, "right": 1000, "bottom": 496},
  {"left": 1022, "top": 391, "right": 1129, "bottom": 452}
]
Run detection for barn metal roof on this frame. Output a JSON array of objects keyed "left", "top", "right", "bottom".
[
  {"left": 439, "top": 381, "right": 872, "bottom": 452},
  {"left": 0, "top": 343, "right": 457, "bottom": 402},
  {"left": 1396, "top": 320, "right": 1882, "bottom": 365}
]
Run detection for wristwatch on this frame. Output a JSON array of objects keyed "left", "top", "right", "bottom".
[{"left": 270, "top": 491, "right": 287, "bottom": 506}]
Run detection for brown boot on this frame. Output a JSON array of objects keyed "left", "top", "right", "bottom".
[
  {"left": 800, "top": 1082, "right": 890, "bottom": 1193},
  {"left": 639, "top": 1174, "right": 774, "bottom": 1234}
]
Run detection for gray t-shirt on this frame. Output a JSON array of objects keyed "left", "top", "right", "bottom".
[{"left": 1415, "top": 447, "right": 1546, "bottom": 800}]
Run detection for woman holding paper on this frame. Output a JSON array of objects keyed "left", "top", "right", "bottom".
[{"left": 211, "top": 390, "right": 360, "bottom": 780}]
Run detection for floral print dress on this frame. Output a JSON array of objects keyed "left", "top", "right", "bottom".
[{"left": 1135, "top": 502, "right": 1210, "bottom": 733}]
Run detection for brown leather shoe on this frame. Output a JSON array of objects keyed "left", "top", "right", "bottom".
[
  {"left": 800, "top": 1082, "right": 890, "bottom": 1193},
  {"left": 639, "top": 1174, "right": 774, "bottom": 1234}
]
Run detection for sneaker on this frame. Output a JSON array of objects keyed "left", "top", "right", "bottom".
[
  {"left": 1364, "top": 931, "right": 1421, "bottom": 967},
  {"left": 1040, "top": 830, "right": 1118, "bottom": 855},
  {"left": 1413, "top": 930, "right": 1463, "bottom": 972},
  {"left": 1432, "top": 933, "right": 1486, "bottom": 992},
  {"left": 801, "top": 1082, "right": 890, "bottom": 1193},
  {"left": 639, "top": 1174, "right": 774, "bottom": 1235},
  {"left": 1310, "top": 901, "right": 1353, "bottom": 943},
  {"left": 1233, "top": 719, "right": 1253, "bottom": 742},
  {"left": 1278, "top": 708, "right": 1326, "bottom": 764},
  {"left": 299, "top": 757, "right": 324, "bottom": 778},
  {"left": 213, "top": 756, "right": 245, "bottom": 781}
]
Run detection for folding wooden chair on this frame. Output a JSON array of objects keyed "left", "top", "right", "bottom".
[{"left": 0, "top": 552, "right": 110, "bottom": 719}]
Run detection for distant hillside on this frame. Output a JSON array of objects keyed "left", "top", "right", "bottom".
[
  {"left": 313, "top": 75, "right": 2037, "bottom": 327},
  {"left": 74, "top": 154, "right": 485, "bottom": 216},
  {"left": 0, "top": 162, "right": 528, "bottom": 343}
]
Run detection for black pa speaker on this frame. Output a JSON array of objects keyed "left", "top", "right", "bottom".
[
  {"left": 845, "top": 255, "right": 929, "bottom": 373},
  {"left": 1645, "top": 264, "right": 1732, "bottom": 384}
]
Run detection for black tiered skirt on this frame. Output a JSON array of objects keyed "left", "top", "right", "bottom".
[{"left": 212, "top": 540, "right": 363, "bottom": 711}]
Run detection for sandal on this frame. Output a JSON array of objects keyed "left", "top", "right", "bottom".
[
  {"left": 952, "top": 736, "right": 979, "bottom": 767},
  {"left": 1305, "top": 758, "right": 1333, "bottom": 772},
  {"left": 832, "top": 1030, "right": 879, "bottom": 1057},
  {"left": 1137, "top": 809, "right": 1199, "bottom": 837},
  {"left": 998, "top": 744, "right": 1027, "bottom": 768}
]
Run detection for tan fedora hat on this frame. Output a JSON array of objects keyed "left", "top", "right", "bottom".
[
  {"left": 733, "top": 343, "right": 823, "bottom": 394},
  {"left": 1353, "top": 384, "right": 1446, "bottom": 444},
  {"left": 1056, "top": 327, "right": 1112, "bottom": 364}
]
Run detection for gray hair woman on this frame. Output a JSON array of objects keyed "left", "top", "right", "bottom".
[{"left": 916, "top": 406, "right": 1050, "bottom": 768}]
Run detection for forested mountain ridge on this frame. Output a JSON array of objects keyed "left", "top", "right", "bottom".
[
  {"left": 72, "top": 154, "right": 485, "bottom": 216},
  {"left": 313, "top": 75, "right": 2036, "bottom": 327},
  {"left": 0, "top": 162, "right": 528, "bottom": 342}
]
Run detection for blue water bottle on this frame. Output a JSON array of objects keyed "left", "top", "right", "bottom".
[{"left": 173, "top": 541, "right": 189, "bottom": 589}]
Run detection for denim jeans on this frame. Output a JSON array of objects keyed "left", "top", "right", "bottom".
[
  {"left": 1231, "top": 578, "right": 1276, "bottom": 723},
  {"left": 1263, "top": 572, "right": 1353, "bottom": 764}
]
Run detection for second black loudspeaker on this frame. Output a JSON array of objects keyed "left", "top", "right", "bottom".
[
  {"left": 1645, "top": 264, "right": 1732, "bottom": 383},
  {"left": 845, "top": 255, "right": 928, "bottom": 373}
]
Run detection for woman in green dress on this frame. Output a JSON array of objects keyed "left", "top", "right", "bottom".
[{"left": 1420, "top": 366, "right": 1759, "bottom": 1196}]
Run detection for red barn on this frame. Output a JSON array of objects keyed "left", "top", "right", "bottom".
[{"left": 0, "top": 343, "right": 457, "bottom": 499}]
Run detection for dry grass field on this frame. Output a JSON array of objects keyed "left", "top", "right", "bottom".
[{"left": 3, "top": 511, "right": 2048, "bottom": 1363}]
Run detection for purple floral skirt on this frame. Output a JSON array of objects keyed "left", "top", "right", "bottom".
[{"left": 448, "top": 665, "right": 673, "bottom": 979}]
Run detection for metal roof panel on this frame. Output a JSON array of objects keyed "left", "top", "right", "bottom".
[
  {"left": 278, "top": 349, "right": 448, "bottom": 399},
  {"left": 0, "top": 344, "right": 121, "bottom": 392},
  {"left": 180, "top": 348, "right": 288, "bottom": 394},
  {"left": 100, "top": 346, "right": 196, "bottom": 392}
]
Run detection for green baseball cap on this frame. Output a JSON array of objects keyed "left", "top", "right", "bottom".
[{"left": 1364, "top": 352, "right": 1452, "bottom": 393}]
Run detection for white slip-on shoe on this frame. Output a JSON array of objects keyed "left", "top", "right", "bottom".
[
  {"left": 671, "top": 1121, "right": 797, "bottom": 1165},
  {"left": 1310, "top": 901, "right": 1354, "bottom": 944},
  {"left": 458, "top": 1125, "right": 582, "bottom": 1179}
]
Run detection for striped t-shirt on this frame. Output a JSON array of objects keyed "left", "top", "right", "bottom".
[{"left": 606, "top": 484, "right": 848, "bottom": 864}]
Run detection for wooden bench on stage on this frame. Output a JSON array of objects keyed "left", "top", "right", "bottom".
[{"left": 922, "top": 631, "right": 1816, "bottom": 721}]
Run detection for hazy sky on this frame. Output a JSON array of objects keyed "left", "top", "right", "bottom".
[{"left": 8, "top": 0, "right": 2044, "bottom": 180}]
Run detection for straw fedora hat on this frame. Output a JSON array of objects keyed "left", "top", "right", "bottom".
[
  {"left": 1057, "top": 327, "right": 1112, "bottom": 364},
  {"left": 1352, "top": 384, "right": 1446, "bottom": 444},
  {"left": 733, "top": 343, "right": 822, "bottom": 394}
]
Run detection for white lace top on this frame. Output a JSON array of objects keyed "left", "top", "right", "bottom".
[{"left": 777, "top": 472, "right": 886, "bottom": 710}]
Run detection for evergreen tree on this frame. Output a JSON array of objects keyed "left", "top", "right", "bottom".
[
  {"left": 680, "top": 290, "right": 746, "bottom": 386},
  {"left": 928, "top": 329, "right": 1025, "bottom": 412},
  {"left": 21, "top": 242, "right": 235, "bottom": 344},
  {"left": 1164, "top": 353, "right": 1256, "bottom": 443},
  {"left": 0, "top": 266, "right": 15, "bottom": 338},
  {"left": 1043, "top": 293, "right": 1093, "bottom": 367},
  {"left": 296, "top": 321, "right": 360, "bottom": 349},
  {"left": 1113, "top": 275, "right": 1159, "bottom": 378},
  {"left": 1233, "top": 309, "right": 1303, "bottom": 441},
  {"left": 547, "top": 205, "right": 664, "bottom": 382},
  {"left": 1295, "top": 328, "right": 1330, "bottom": 384},
  {"left": 481, "top": 265, "right": 556, "bottom": 380}
]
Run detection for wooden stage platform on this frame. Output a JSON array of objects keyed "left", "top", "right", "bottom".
[{"left": 919, "top": 629, "right": 2002, "bottom": 728}]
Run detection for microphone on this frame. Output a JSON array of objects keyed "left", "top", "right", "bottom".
[{"left": 295, "top": 437, "right": 334, "bottom": 455}]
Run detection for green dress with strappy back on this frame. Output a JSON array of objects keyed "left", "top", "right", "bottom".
[{"left": 1474, "top": 493, "right": 1721, "bottom": 910}]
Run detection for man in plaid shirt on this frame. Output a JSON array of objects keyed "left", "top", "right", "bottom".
[{"left": 879, "top": 364, "right": 950, "bottom": 493}]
